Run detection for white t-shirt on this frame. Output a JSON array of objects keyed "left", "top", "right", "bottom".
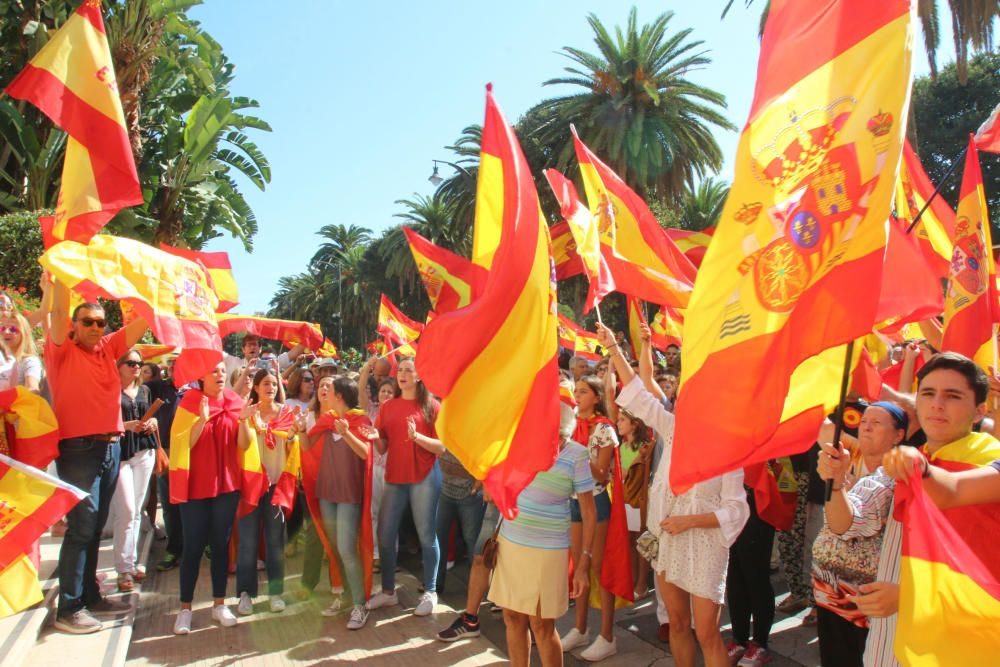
[{"left": 0, "top": 355, "right": 42, "bottom": 391}]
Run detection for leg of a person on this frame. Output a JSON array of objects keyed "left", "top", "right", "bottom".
[
  {"left": 129, "top": 450, "right": 155, "bottom": 566},
  {"left": 236, "top": 497, "right": 263, "bottom": 597},
  {"left": 528, "top": 615, "right": 562, "bottom": 667},
  {"left": 726, "top": 533, "right": 752, "bottom": 645},
  {"left": 748, "top": 520, "right": 776, "bottom": 647},
  {"left": 300, "top": 516, "right": 323, "bottom": 592},
  {"left": 778, "top": 471, "right": 811, "bottom": 601},
  {"left": 208, "top": 491, "right": 240, "bottom": 600},
  {"left": 691, "top": 595, "right": 727, "bottom": 667},
  {"left": 56, "top": 439, "right": 106, "bottom": 614},
  {"left": 456, "top": 492, "right": 486, "bottom": 564},
  {"left": 503, "top": 609, "right": 532, "bottom": 667},
  {"left": 377, "top": 481, "right": 411, "bottom": 592},
  {"left": 178, "top": 498, "right": 211, "bottom": 604},
  {"left": 661, "top": 578, "right": 695, "bottom": 667},
  {"left": 803, "top": 501, "right": 825, "bottom": 605},
  {"left": 654, "top": 578, "right": 670, "bottom": 624},
  {"left": 409, "top": 463, "right": 442, "bottom": 592},
  {"left": 817, "top": 606, "right": 866, "bottom": 667},
  {"left": 319, "top": 499, "right": 346, "bottom": 592},
  {"left": 570, "top": 518, "right": 588, "bottom": 633},
  {"left": 333, "top": 502, "right": 364, "bottom": 606},
  {"left": 590, "top": 519, "right": 611, "bottom": 640},
  {"left": 260, "top": 487, "right": 287, "bottom": 596},
  {"left": 465, "top": 502, "right": 501, "bottom": 615},
  {"left": 434, "top": 494, "right": 459, "bottom": 594},
  {"left": 83, "top": 441, "right": 120, "bottom": 606},
  {"left": 157, "top": 471, "right": 183, "bottom": 557},
  {"left": 112, "top": 456, "right": 138, "bottom": 574},
  {"left": 370, "top": 463, "right": 385, "bottom": 559}
]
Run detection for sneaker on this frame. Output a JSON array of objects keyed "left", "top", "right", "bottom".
[
  {"left": 237, "top": 592, "right": 254, "bottom": 616},
  {"left": 414, "top": 591, "right": 437, "bottom": 616},
  {"left": 54, "top": 609, "right": 103, "bottom": 634},
  {"left": 366, "top": 590, "right": 398, "bottom": 611},
  {"left": 737, "top": 642, "right": 773, "bottom": 667},
  {"left": 212, "top": 604, "right": 238, "bottom": 627},
  {"left": 157, "top": 553, "right": 179, "bottom": 572},
  {"left": 560, "top": 627, "right": 589, "bottom": 652},
  {"left": 437, "top": 614, "right": 481, "bottom": 642},
  {"left": 89, "top": 596, "right": 131, "bottom": 614},
  {"left": 580, "top": 635, "right": 617, "bottom": 662},
  {"left": 322, "top": 595, "right": 348, "bottom": 617},
  {"left": 173, "top": 608, "right": 193, "bottom": 635},
  {"left": 488, "top": 602, "right": 502, "bottom": 613},
  {"left": 270, "top": 596, "right": 286, "bottom": 613},
  {"left": 347, "top": 604, "right": 369, "bottom": 630},
  {"left": 726, "top": 640, "right": 747, "bottom": 666}
]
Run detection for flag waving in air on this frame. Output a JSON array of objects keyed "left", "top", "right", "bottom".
[
  {"left": 626, "top": 296, "right": 647, "bottom": 359},
  {"left": 4, "top": 0, "right": 142, "bottom": 247},
  {"left": 974, "top": 101, "right": 1000, "bottom": 154},
  {"left": 557, "top": 313, "right": 602, "bottom": 361},
  {"left": 666, "top": 227, "right": 715, "bottom": 269},
  {"left": 651, "top": 305, "right": 684, "bottom": 350},
  {"left": 217, "top": 314, "right": 325, "bottom": 351},
  {"left": 671, "top": 0, "right": 914, "bottom": 490},
  {"left": 417, "top": 86, "right": 560, "bottom": 518},
  {"left": 377, "top": 294, "right": 423, "bottom": 356},
  {"left": 159, "top": 245, "right": 240, "bottom": 313},
  {"left": 896, "top": 141, "right": 957, "bottom": 279},
  {"left": 402, "top": 227, "right": 487, "bottom": 314}
]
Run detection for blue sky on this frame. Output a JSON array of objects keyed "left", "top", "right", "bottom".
[{"left": 189, "top": 1, "right": 951, "bottom": 314}]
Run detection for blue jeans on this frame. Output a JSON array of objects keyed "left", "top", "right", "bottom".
[
  {"left": 179, "top": 491, "right": 239, "bottom": 602},
  {"left": 435, "top": 491, "right": 485, "bottom": 593},
  {"left": 56, "top": 437, "right": 121, "bottom": 615},
  {"left": 156, "top": 469, "right": 182, "bottom": 558},
  {"left": 237, "top": 485, "right": 286, "bottom": 597},
  {"left": 378, "top": 462, "right": 441, "bottom": 593},
  {"left": 319, "top": 500, "right": 364, "bottom": 605}
]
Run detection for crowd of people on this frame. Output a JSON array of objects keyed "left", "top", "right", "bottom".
[{"left": 2, "top": 280, "right": 999, "bottom": 667}]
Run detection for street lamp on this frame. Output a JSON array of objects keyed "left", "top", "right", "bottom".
[
  {"left": 428, "top": 164, "right": 443, "bottom": 186},
  {"left": 314, "top": 258, "right": 343, "bottom": 350},
  {"left": 428, "top": 159, "right": 476, "bottom": 191}
]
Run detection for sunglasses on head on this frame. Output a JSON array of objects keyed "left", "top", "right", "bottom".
[
  {"left": 121, "top": 360, "right": 142, "bottom": 368},
  {"left": 77, "top": 318, "right": 107, "bottom": 328},
  {"left": 0, "top": 325, "right": 18, "bottom": 335}
]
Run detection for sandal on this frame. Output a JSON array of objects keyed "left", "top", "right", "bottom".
[
  {"left": 132, "top": 567, "right": 147, "bottom": 582},
  {"left": 117, "top": 572, "right": 134, "bottom": 592},
  {"left": 801, "top": 607, "right": 818, "bottom": 626},
  {"left": 776, "top": 595, "right": 808, "bottom": 614}
]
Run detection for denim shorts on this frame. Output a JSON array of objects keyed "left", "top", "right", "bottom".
[
  {"left": 570, "top": 489, "right": 610, "bottom": 523},
  {"left": 473, "top": 501, "right": 502, "bottom": 555}
]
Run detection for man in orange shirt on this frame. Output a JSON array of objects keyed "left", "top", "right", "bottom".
[{"left": 42, "top": 277, "right": 148, "bottom": 634}]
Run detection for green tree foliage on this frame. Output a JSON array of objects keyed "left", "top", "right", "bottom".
[{"left": 0, "top": 209, "right": 46, "bottom": 297}]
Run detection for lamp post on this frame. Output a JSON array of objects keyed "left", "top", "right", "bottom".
[
  {"left": 428, "top": 159, "right": 476, "bottom": 191},
  {"left": 315, "top": 258, "right": 344, "bottom": 350}
]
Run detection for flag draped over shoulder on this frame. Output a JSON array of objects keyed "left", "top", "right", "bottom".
[
  {"left": 38, "top": 235, "right": 222, "bottom": 386},
  {"left": 666, "top": 227, "right": 715, "bottom": 269},
  {"left": 4, "top": 1, "right": 142, "bottom": 247},
  {"left": 217, "top": 314, "right": 325, "bottom": 351},
  {"left": 894, "top": 463, "right": 1000, "bottom": 666},
  {"left": 672, "top": 0, "right": 914, "bottom": 490},
  {"left": 402, "top": 227, "right": 487, "bottom": 314},
  {"left": 0, "top": 387, "right": 60, "bottom": 469},
  {"left": 377, "top": 294, "right": 423, "bottom": 356},
  {"left": 941, "top": 137, "right": 997, "bottom": 371},
  {"left": 557, "top": 313, "right": 602, "bottom": 361},
  {"left": 417, "top": 87, "right": 560, "bottom": 519},
  {"left": 897, "top": 141, "right": 957, "bottom": 278},
  {"left": 159, "top": 245, "right": 240, "bottom": 313}
]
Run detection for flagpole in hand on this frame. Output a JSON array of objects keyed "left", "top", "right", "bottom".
[{"left": 825, "top": 340, "right": 856, "bottom": 502}]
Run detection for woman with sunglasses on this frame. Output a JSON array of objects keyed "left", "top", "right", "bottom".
[
  {"left": 285, "top": 367, "right": 315, "bottom": 412},
  {"left": 0, "top": 302, "right": 42, "bottom": 393},
  {"left": 112, "top": 350, "right": 158, "bottom": 592}
]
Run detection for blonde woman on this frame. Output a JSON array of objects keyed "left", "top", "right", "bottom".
[{"left": 0, "top": 306, "right": 42, "bottom": 393}]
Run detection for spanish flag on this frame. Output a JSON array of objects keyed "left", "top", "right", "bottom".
[
  {"left": 217, "top": 313, "right": 325, "bottom": 352},
  {"left": 626, "top": 296, "right": 646, "bottom": 359},
  {"left": 557, "top": 313, "right": 602, "bottom": 361},
  {"left": 0, "top": 387, "right": 60, "bottom": 469},
  {"left": 896, "top": 141, "right": 957, "bottom": 278},
  {"left": 894, "top": 461, "right": 1000, "bottom": 666},
  {"left": 573, "top": 128, "right": 697, "bottom": 309},
  {"left": 941, "top": 137, "right": 997, "bottom": 371},
  {"left": 666, "top": 227, "right": 715, "bottom": 269},
  {"left": 134, "top": 344, "right": 176, "bottom": 361},
  {"left": 248, "top": 407, "right": 301, "bottom": 516},
  {"left": 873, "top": 215, "right": 944, "bottom": 335},
  {"left": 545, "top": 169, "right": 615, "bottom": 312},
  {"left": 671, "top": 0, "right": 914, "bottom": 490},
  {"left": 402, "top": 227, "right": 486, "bottom": 314},
  {"left": 651, "top": 305, "right": 683, "bottom": 350},
  {"left": 377, "top": 294, "right": 422, "bottom": 355},
  {"left": 551, "top": 221, "right": 585, "bottom": 280},
  {"left": 38, "top": 235, "right": 222, "bottom": 386},
  {"left": 418, "top": 86, "right": 560, "bottom": 518},
  {"left": 974, "top": 101, "right": 1000, "bottom": 153},
  {"left": 4, "top": 0, "right": 142, "bottom": 247},
  {"left": 159, "top": 245, "right": 240, "bottom": 313}
]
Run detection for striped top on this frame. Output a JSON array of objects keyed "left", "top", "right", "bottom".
[
  {"left": 500, "top": 440, "right": 593, "bottom": 550},
  {"left": 862, "top": 499, "right": 902, "bottom": 667}
]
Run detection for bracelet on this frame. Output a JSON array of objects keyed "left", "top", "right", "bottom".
[{"left": 581, "top": 549, "right": 593, "bottom": 559}]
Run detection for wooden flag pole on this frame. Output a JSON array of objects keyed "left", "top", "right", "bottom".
[
  {"left": 906, "top": 146, "right": 966, "bottom": 234},
  {"left": 825, "top": 339, "right": 856, "bottom": 502}
]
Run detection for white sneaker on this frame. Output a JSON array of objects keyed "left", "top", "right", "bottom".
[
  {"left": 560, "top": 627, "right": 590, "bottom": 652},
  {"left": 580, "top": 635, "right": 617, "bottom": 662},
  {"left": 365, "top": 590, "right": 398, "bottom": 610},
  {"left": 413, "top": 591, "right": 437, "bottom": 616},
  {"left": 173, "top": 608, "right": 192, "bottom": 635},
  {"left": 322, "top": 595, "right": 347, "bottom": 617},
  {"left": 347, "top": 604, "right": 369, "bottom": 630},
  {"left": 237, "top": 592, "right": 254, "bottom": 616},
  {"left": 270, "top": 596, "right": 286, "bottom": 613},
  {"left": 212, "top": 604, "right": 237, "bottom": 627}
]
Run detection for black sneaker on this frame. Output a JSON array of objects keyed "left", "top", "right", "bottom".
[
  {"left": 437, "top": 614, "right": 481, "bottom": 642},
  {"left": 156, "top": 553, "right": 179, "bottom": 572}
]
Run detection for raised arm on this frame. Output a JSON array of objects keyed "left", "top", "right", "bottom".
[
  {"left": 43, "top": 276, "right": 71, "bottom": 346},
  {"left": 636, "top": 323, "right": 665, "bottom": 400}
]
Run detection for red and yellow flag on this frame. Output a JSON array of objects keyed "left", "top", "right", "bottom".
[
  {"left": 874, "top": 216, "right": 945, "bottom": 334},
  {"left": 941, "top": 137, "right": 997, "bottom": 370},
  {"left": 896, "top": 141, "right": 957, "bottom": 278},
  {"left": 377, "top": 294, "right": 422, "bottom": 356},
  {"left": 38, "top": 235, "right": 222, "bottom": 386},
  {"left": 666, "top": 227, "right": 715, "bottom": 269},
  {"left": 894, "top": 461, "right": 1000, "bottom": 666},
  {"left": 545, "top": 169, "right": 615, "bottom": 312},
  {"left": 671, "top": 0, "right": 914, "bottom": 490},
  {"left": 4, "top": 1, "right": 142, "bottom": 247},
  {"left": 159, "top": 245, "right": 240, "bottom": 313},
  {"left": 418, "top": 86, "right": 560, "bottom": 518},
  {"left": 557, "top": 313, "right": 602, "bottom": 361},
  {"left": 974, "top": 102, "right": 1000, "bottom": 154},
  {"left": 627, "top": 296, "right": 646, "bottom": 359},
  {"left": 573, "top": 128, "right": 697, "bottom": 308},
  {"left": 651, "top": 305, "right": 683, "bottom": 350},
  {"left": 0, "top": 387, "right": 60, "bottom": 470},
  {"left": 217, "top": 314, "right": 325, "bottom": 352},
  {"left": 550, "top": 221, "right": 585, "bottom": 280},
  {"left": 402, "top": 227, "right": 486, "bottom": 314}
]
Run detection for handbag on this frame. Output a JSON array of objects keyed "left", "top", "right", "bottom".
[
  {"left": 481, "top": 519, "right": 503, "bottom": 571},
  {"left": 622, "top": 442, "right": 653, "bottom": 508},
  {"left": 636, "top": 530, "right": 659, "bottom": 564}
]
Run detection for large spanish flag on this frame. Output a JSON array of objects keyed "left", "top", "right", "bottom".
[
  {"left": 217, "top": 313, "right": 325, "bottom": 351},
  {"left": 4, "top": 1, "right": 142, "bottom": 247},
  {"left": 402, "top": 227, "right": 487, "bottom": 314},
  {"left": 896, "top": 141, "right": 957, "bottom": 278},
  {"left": 666, "top": 227, "right": 715, "bottom": 269},
  {"left": 418, "top": 86, "right": 560, "bottom": 518},
  {"left": 551, "top": 221, "right": 585, "bottom": 280},
  {"left": 377, "top": 294, "right": 422, "bottom": 355},
  {"left": 671, "top": 0, "right": 914, "bottom": 489},
  {"left": 38, "top": 235, "right": 222, "bottom": 386},
  {"left": 545, "top": 169, "right": 615, "bottom": 312},
  {"left": 159, "top": 245, "right": 240, "bottom": 313},
  {"left": 0, "top": 387, "right": 60, "bottom": 469},
  {"left": 573, "top": 129, "right": 697, "bottom": 308},
  {"left": 941, "top": 137, "right": 997, "bottom": 371},
  {"left": 894, "top": 462, "right": 1000, "bottom": 666}
]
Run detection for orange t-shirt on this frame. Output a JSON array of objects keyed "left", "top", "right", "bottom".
[{"left": 45, "top": 328, "right": 128, "bottom": 439}]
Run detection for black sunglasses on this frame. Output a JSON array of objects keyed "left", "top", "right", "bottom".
[
  {"left": 77, "top": 317, "right": 107, "bottom": 328},
  {"left": 121, "top": 360, "right": 142, "bottom": 368}
]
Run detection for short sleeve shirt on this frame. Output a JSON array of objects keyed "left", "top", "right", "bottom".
[
  {"left": 376, "top": 397, "right": 440, "bottom": 484},
  {"left": 589, "top": 422, "right": 618, "bottom": 495},
  {"left": 46, "top": 329, "right": 129, "bottom": 439}
]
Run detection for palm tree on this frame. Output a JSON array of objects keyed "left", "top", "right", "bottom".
[
  {"left": 528, "top": 8, "right": 736, "bottom": 201},
  {"left": 677, "top": 177, "right": 730, "bottom": 231},
  {"left": 311, "top": 223, "right": 373, "bottom": 270},
  {"left": 379, "top": 192, "right": 465, "bottom": 297}
]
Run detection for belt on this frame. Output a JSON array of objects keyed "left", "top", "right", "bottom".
[{"left": 65, "top": 434, "right": 120, "bottom": 443}]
